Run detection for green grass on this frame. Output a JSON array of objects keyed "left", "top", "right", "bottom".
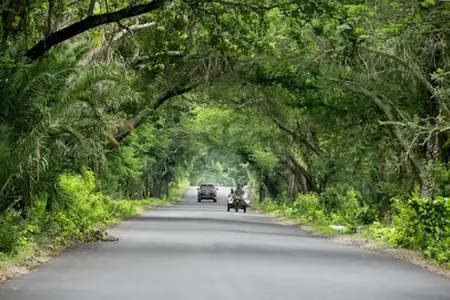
[
  {"left": 0, "top": 187, "right": 187, "bottom": 274},
  {"left": 311, "top": 224, "right": 340, "bottom": 234}
]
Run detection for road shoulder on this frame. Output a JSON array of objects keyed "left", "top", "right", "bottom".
[{"left": 254, "top": 209, "right": 450, "bottom": 280}]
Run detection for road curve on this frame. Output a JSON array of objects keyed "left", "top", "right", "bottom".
[{"left": 1, "top": 187, "right": 449, "bottom": 300}]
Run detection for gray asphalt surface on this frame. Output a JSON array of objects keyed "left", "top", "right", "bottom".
[{"left": 1, "top": 187, "right": 449, "bottom": 300}]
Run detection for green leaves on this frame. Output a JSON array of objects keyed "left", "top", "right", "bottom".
[
  {"left": 421, "top": 0, "right": 436, "bottom": 8},
  {"left": 392, "top": 196, "right": 450, "bottom": 262}
]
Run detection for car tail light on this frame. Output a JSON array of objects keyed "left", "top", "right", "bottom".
[{"left": 212, "top": 189, "right": 217, "bottom": 194}]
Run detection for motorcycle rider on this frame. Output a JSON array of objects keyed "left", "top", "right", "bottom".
[
  {"left": 228, "top": 188, "right": 235, "bottom": 200},
  {"left": 234, "top": 184, "right": 245, "bottom": 201}
]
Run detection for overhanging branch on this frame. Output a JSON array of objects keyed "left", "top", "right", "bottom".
[
  {"left": 107, "top": 82, "right": 198, "bottom": 149},
  {"left": 25, "top": 0, "right": 167, "bottom": 61},
  {"left": 26, "top": 0, "right": 298, "bottom": 62},
  {"left": 359, "top": 46, "right": 436, "bottom": 97},
  {"left": 87, "top": 22, "right": 157, "bottom": 63},
  {"left": 342, "top": 81, "right": 424, "bottom": 178},
  {"left": 262, "top": 102, "right": 322, "bottom": 155}
]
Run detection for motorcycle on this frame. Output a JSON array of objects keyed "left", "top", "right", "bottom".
[{"left": 227, "top": 194, "right": 250, "bottom": 213}]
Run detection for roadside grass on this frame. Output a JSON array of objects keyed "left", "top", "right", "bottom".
[
  {"left": 0, "top": 178, "right": 188, "bottom": 283},
  {"left": 253, "top": 199, "right": 450, "bottom": 279}
]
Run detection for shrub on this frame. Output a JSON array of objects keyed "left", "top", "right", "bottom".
[
  {"left": 0, "top": 210, "right": 25, "bottom": 254},
  {"left": 260, "top": 187, "right": 371, "bottom": 228},
  {"left": 292, "top": 193, "right": 324, "bottom": 223},
  {"left": 259, "top": 184, "right": 450, "bottom": 263},
  {"left": 0, "top": 171, "right": 167, "bottom": 259},
  {"left": 390, "top": 196, "right": 450, "bottom": 262}
]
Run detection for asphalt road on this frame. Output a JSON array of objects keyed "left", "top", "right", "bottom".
[{"left": 1, "top": 187, "right": 449, "bottom": 300}]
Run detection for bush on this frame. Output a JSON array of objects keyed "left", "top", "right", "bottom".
[
  {"left": 319, "top": 187, "right": 373, "bottom": 228},
  {"left": 0, "top": 171, "right": 167, "bottom": 260},
  {"left": 0, "top": 210, "right": 25, "bottom": 254},
  {"left": 292, "top": 193, "right": 324, "bottom": 222},
  {"left": 260, "top": 187, "right": 370, "bottom": 229},
  {"left": 259, "top": 184, "right": 450, "bottom": 263},
  {"left": 390, "top": 196, "right": 450, "bottom": 262},
  {"left": 364, "top": 221, "right": 396, "bottom": 242}
]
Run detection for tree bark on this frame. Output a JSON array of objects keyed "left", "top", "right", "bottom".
[
  {"left": 36, "top": 142, "right": 40, "bottom": 183},
  {"left": 258, "top": 183, "right": 266, "bottom": 203},
  {"left": 151, "top": 180, "right": 162, "bottom": 198},
  {"left": 263, "top": 173, "right": 281, "bottom": 200},
  {"left": 287, "top": 154, "right": 317, "bottom": 193},
  {"left": 420, "top": 32, "right": 443, "bottom": 198},
  {"left": 2, "top": 0, "right": 26, "bottom": 43},
  {"left": 93, "top": 159, "right": 100, "bottom": 192},
  {"left": 379, "top": 154, "right": 390, "bottom": 220}
]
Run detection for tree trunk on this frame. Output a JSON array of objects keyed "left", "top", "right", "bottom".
[
  {"left": 263, "top": 173, "right": 280, "bottom": 200},
  {"left": 45, "top": 188, "right": 57, "bottom": 212},
  {"left": 379, "top": 155, "right": 390, "bottom": 220},
  {"left": 2, "top": 0, "right": 26, "bottom": 43},
  {"left": 151, "top": 180, "right": 162, "bottom": 198},
  {"left": 258, "top": 183, "right": 266, "bottom": 203},
  {"left": 420, "top": 31, "right": 443, "bottom": 197},
  {"left": 21, "top": 174, "right": 32, "bottom": 217},
  {"left": 421, "top": 132, "right": 439, "bottom": 197},
  {"left": 287, "top": 154, "right": 317, "bottom": 193},
  {"left": 36, "top": 142, "right": 40, "bottom": 183},
  {"left": 93, "top": 159, "right": 100, "bottom": 192}
]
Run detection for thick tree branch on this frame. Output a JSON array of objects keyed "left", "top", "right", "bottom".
[
  {"left": 262, "top": 102, "right": 322, "bottom": 155},
  {"left": 360, "top": 46, "right": 436, "bottom": 97},
  {"left": 26, "top": 0, "right": 297, "bottom": 62},
  {"left": 107, "top": 83, "right": 198, "bottom": 149},
  {"left": 116, "top": 20, "right": 132, "bottom": 34},
  {"left": 25, "top": 0, "right": 167, "bottom": 61},
  {"left": 87, "top": 22, "right": 156, "bottom": 62},
  {"left": 342, "top": 81, "right": 424, "bottom": 179},
  {"left": 114, "top": 22, "right": 156, "bottom": 42}
]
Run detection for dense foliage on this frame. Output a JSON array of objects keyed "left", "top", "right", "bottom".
[{"left": 0, "top": 0, "right": 449, "bottom": 264}]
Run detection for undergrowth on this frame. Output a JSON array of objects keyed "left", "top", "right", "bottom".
[
  {"left": 0, "top": 172, "right": 186, "bottom": 269},
  {"left": 257, "top": 187, "right": 450, "bottom": 263}
]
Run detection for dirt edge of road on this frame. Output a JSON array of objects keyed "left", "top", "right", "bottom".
[{"left": 255, "top": 210, "right": 450, "bottom": 280}]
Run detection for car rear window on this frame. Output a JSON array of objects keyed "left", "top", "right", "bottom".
[{"left": 200, "top": 184, "right": 215, "bottom": 190}]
